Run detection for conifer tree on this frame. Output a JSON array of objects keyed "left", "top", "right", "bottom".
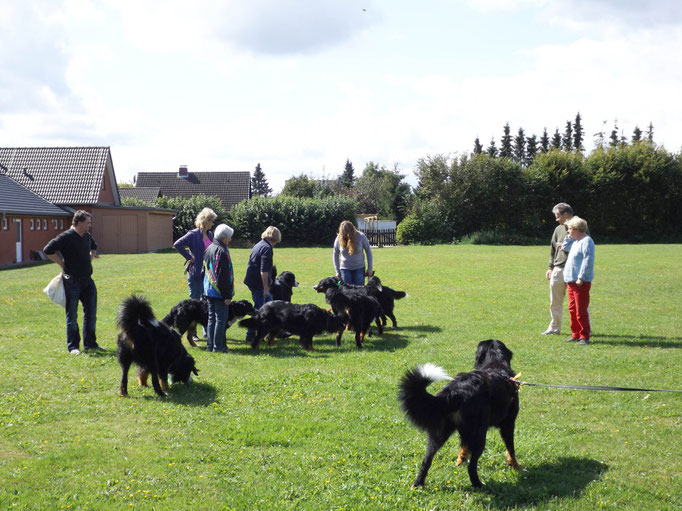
[
  {"left": 513, "top": 127, "right": 526, "bottom": 164},
  {"left": 525, "top": 134, "right": 538, "bottom": 167},
  {"left": 339, "top": 159, "right": 356, "bottom": 188},
  {"left": 573, "top": 112, "right": 584, "bottom": 152},
  {"left": 486, "top": 138, "right": 498, "bottom": 157},
  {"left": 562, "top": 121, "right": 573, "bottom": 150},
  {"left": 540, "top": 128, "right": 550, "bottom": 153},
  {"left": 647, "top": 122, "right": 654, "bottom": 142},
  {"left": 473, "top": 137, "right": 483, "bottom": 155},
  {"left": 632, "top": 126, "right": 643, "bottom": 143},
  {"left": 251, "top": 163, "right": 272, "bottom": 197},
  {"left": 500, "top": 123, "right": 513, "bottom": 158},
  {"left": 551, "top": 128, "right": 562, "bottom": 149},
  {"left": 609, "top": 121, "right": 620, "bottom": 147}
]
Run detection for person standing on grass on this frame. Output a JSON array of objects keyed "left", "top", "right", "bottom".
[
  {"left": 562, "top": 216, "right": 595, "bottom": 345},
  {"left": 243, "top": 226, "right": 281, "bottom": 344},
  {"left": 542, "top": 203, "right": 574, "bottom": 336},
  {"left": 43, "top": 210, "right": 102, "bottom": 355},
  {"left": 333, "top": 220, "right": 373, "bottom": 285},
  {"left": 203, "top": 224, "right": 234, "bottom": 353}
]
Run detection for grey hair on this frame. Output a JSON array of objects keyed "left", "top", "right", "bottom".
[
  {"left": 552, "top": 203, "right": 573, "bottom": 216},
  {"left": 214, "top": 223, "right": 234, "bottom": 240}
]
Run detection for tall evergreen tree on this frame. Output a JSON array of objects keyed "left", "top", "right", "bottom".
[
  {"left": 573, "top": 112, "right": 584, "bottom": 153},
  {"left": 250, "top": 163, "right": 272, "bottom": 197},
  {"left": 540, "top": 128, "right": 550, "bottom": 153},
  {"left": 486, "top": 138, "right": 498, "bottom": 157},
  {"left": 473, "top": 137, "right": 483, "bottom": 155},
  {"left": 609, "top": 120, "right": 620, "bottom": 147},
  {"left": 632, "top": 126, "right": 643, "bottom": 143},
  {"left": 562, "top": 121, "right": 573, "bottom": 150},
  {"left": 551, "top": 128, "right": 562, "bottom": 149},
  {"left": 339, "top": 159, "right": 355, "bottom": 188},
  {"left": 513, "top": 127, "right": 526, "bottom": 164},
  {"left": 594, "top": 120, "right": 607, "bottom": 148},
  {"left": 647, "top": 122, "right": 654, "bottom": 142},
  {"left": 500, "top": 123, "right": 513, "bottom": 158},
  {"left": 525, "top": 134, "right": 538, "bottom": 167}
]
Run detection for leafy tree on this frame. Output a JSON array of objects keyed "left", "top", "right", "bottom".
[
  {"left": 562, "top": 121, "right": 573, "bottom": 151},
  {"left": 551, "top": 128, "right": 562, "bottom": 149},
  {"left": 251, "top": 163, "right": 272, "bottom": 197},
  {"left": 281, "top": 174, "right": 317, "bottom": 198},
  {"left": 573, "top": 112, "right": 584, "bottom": 153},
  {"left": 355, "top": 162, "right": 412, "bottom": 221},
  {"left": 339, "top": 159, "right": 355, "bottom": 188},
  {"left": 513, "top": 127, "right": 526, "bottom": 164},
  {"left": 540, "top": 128, "right": 550, "bottom": 153},
  {"left": 632, "top": 126, "right": 643, "bottom": 143},
  {"left": 473, "top": 137, "right": 483, "bottom": 155},
  {"left": 154, "top": 194, "right": 227, "bottom": 241},
  {"left": 500, "top": 123, "right": 513, "bottom": 158},
  {"left": 486, "top": 138, "right": 498, "bottom": 157}
]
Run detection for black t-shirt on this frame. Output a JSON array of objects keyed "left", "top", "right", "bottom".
[{"left": 44, "top": 228, "right": 97, "bottom": 279}]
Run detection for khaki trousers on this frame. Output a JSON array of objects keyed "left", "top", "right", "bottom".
[{"left": 548, "top": 266, "right": 567, "bottom": 333}]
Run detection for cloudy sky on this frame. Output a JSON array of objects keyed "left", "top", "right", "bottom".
[{"left": 2, "top": 0, "right": 681, "bottom": 191}]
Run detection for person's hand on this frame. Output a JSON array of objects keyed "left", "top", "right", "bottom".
[
  {"left": 365, "top": 269, "right": 373, "bottom": 277},
  {"left": 264, "top": 289, "right": 270, "bottom": 297},
  {"left": 546, "top": 269, "right": 552, "bottom": 280},
  {"left": 224, "top": 299, "right": 232, "bottom": 306},
  {"left": 335, "top": 272, "right": 340, "bottom": 279},
  {"left": 189, "top": 257, "right": 195, "bottom": 265},
  {"left": 576, "top": 278, "right": 583, "bottom": 286}
]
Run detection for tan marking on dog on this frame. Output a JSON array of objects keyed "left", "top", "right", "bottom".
[
  {"left": 137, "top": 369, "right": 149, "bottom": 387},
  {"left": 160, "top": 379, "right": 169, "bottom": 392},
  {"left": 456, "top": 446, "right": 469, "bottom": 466},
  {"left": 506, "top": 450, "right": 522, "bottom": 470}
]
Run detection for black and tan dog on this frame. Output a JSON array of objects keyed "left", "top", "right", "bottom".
[
  {"left": 239, "top": 300, "right": 342, "bottom": 351},
  {"left": 365, "top": 275, "right": 407, "bottom": 328},
  {"left": 398, "top": 339, "right": 522, "bottom": 488},
  {"left": 162, "top": 299, "right": 255, "bottom": 346},
  {"left": 270, "top": 266, "right": 299, "bottom": 302},
  {"left": 117, "top": 295, "right": 198, "bottom": 397}
]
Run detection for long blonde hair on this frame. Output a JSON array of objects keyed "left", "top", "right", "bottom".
[
  {"left": 195, "top": 208, "right": 217, "bottom": 232},
  {"left": 338, "top": 220, "right": 358, "bottom": 254}
]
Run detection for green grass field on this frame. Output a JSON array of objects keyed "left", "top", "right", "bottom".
[{"left": 1, "top": 244, "right": 680, "bottom": 510}]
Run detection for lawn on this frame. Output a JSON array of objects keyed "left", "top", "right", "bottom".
[{"left": 0, "top": 244, "right": 680, "bottom": 510}]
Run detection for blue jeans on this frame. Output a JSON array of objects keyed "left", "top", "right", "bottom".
[
  {"left": 207, "top": 298, "right": 228, "bottom": 352},
  {"left": 247, "top": 290, "right": 272, "bottom": 339},
  {"left": 340, "top": 267, "right": 366, "bottom": 286},
  {"left": 187, "top": 274, "right": 203, "bottom": 299},
  {"left": 64, "top": 276, "right": 97, "bottom": 352}
]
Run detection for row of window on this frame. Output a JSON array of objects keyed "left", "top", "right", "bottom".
[{"left": 0, "top": 218, "right": 65, "bottom": 231}]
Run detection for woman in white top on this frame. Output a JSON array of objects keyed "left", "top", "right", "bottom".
[{"left": 333, "top": 220, "right": 373, "bottom": 285}]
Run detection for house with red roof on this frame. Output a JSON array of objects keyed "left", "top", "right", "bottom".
[{"left": 0, "top": 147, "right": 175, "bottom": 265}]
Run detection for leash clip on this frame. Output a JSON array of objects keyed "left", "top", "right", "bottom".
[{"left": 510, "top": 372, "right": 525, "bottom": 390}]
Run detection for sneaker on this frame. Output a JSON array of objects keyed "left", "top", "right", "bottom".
[
  {"left": 577, "top": 338, "right": 590, "bottom": 345},
  {"left": 85, "top": 345, "right": 105, "bottom": 352},
  {"left": 564, "top": 337, "right": 579, "bottom": 343},
  {"left": 69, "top": 349, "right": 81, "bottom": 355},
  {"left": 542, "top": 329, "right": 560, "bottom": 335}
]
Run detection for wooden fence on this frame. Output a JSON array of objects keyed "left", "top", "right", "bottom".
[{"left": 365, "top": 228, "right": 397, "bottom": 247}]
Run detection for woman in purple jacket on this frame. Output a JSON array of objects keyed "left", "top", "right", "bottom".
[{"left": 173, "top": 208, "right": 216, "bottom": 300}]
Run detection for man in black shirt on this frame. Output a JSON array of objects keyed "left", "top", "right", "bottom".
[{"left": 44, "top": 210, "right": 102, "bottom": 354}]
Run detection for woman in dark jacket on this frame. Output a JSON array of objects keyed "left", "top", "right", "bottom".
[
  {"left": 174, "top": 208, "right": 216, "bottom": 299},
  {"left": 243, "top": 226, "right": 281, "bottom": 343},
  {"left": 203, "top": 224, "right": 234, "bottom": 353}
]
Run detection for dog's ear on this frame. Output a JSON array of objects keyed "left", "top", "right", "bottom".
[{"left": 474, "top": 339, "right": 493, "bottom": 368}]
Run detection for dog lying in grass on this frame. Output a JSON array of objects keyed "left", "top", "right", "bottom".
[
  {"left": 117, "top": 295, "right": 198, "bottom": 397},
  {"left": 398, "top": 339, "right": 522, "bottom": 488},
  {"left": 238, "top": 300, "right": 342, "bottom": 350},
  {"left": 313, "top": 276, "right": 383, "bottom": 349},
  {"left": 162, "top": 298, "right": 255, "bottom": 346}
]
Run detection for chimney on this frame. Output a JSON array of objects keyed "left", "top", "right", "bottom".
[{"left": 179, "top": 165, "right": 188, "bottom": 178}]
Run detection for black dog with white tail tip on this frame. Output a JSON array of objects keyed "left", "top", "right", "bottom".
[{"left": 398, "top": 339, "right": 522, "bottom": 488}]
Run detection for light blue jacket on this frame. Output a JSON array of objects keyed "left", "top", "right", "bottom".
[{"left": 562, "top": 235, "right": 595, "bottom": 283}]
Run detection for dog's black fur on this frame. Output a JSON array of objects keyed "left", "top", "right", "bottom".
[
  {"left": 398, "top": 339, "right": 521, "bottom": 488},
  {"left": 238, "top": 300, "right": 342, "bottom": 350},
  {"left": 162, "top": 299, "right": 255, "bottom": 346},
  {"left": 269, "top": 266, "right": 299, "bottom": 302},
  {"left": 365, "top": 275, "right": 407, "bottom": 328},
  {"left": 314, "top": 276, "right": 383, "bottom": 349},
  {"left": 117, "top": 295, "right": 198, "bottom": 397}
]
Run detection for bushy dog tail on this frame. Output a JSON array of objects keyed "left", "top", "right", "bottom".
[
  {"left": 238, "top": 317, "right": 258, "bottom": 330},
  {"left": 392, "top": 290, "right": 407, "bottom": 300},
  {"left": 398, "top": 363, "right": 453, "bottom": 431},
  {"left": 118, "top": 295, "right": 159, "bottom": 334}
]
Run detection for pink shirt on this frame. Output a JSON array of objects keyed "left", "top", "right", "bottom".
[{"left": 203, "top": 237, "right": 212, "bottom": 250}]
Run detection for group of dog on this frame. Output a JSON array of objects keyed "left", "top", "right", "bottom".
[{"left": 115, "top": 266, "right": 523, "bottom": 489}]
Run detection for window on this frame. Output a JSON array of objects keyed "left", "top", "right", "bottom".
[
  {"left": 52, "top": 219, "right": 58, "bottom": 230},
  {"left": 60, "top": 220, "right": 64, "bottom": 229},
  {"left": 43, "top": 219, "right": 47, "bottom": 230},
  {"left": 36, "top": 219, "right": 41, "bottom": 230},
  {"left": 30, "top": 219, "right": 34, "bottom": 230},
  {"left": 2, "top": 218, "right": 7, "bottom": 230}
]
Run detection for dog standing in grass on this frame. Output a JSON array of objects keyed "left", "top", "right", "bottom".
[{"left": 399, "top": 339, "right": 522, "bottom": 488}]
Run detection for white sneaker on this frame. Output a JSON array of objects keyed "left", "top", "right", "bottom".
[
  {"left": 541, "top": 329, "right": 560, "bottom": 335},
  {"left": 69, "top": 349, "right": 81, "bottom": 355}
]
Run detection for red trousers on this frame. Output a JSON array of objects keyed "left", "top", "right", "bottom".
[{"left": 567, "top": 281, "right": 591, "bottom": 339}]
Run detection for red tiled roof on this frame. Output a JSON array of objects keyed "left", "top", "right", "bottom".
[
  {"left": 0, "top": 147, "right": 111, "bottom": 205},
  {"left": 135, "top": 171, "right": 251, "bottom": 211}
]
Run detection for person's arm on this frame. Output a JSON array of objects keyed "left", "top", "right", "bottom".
[
  {"left": 44, "top": 235, "right": 65, "bottom": 271},
  {"left": 46, "top": 252, "right": 65, "bottom": 271},
  {"left": 261, "top": 271, "right": 270, "bottom": 296},
  {"left": 173, "top": 230, "right": 195, "bottom": 262},
  {"left": 216, "top": 250, "right": 234, "bottom": 303},
  {"left": 363, "top": 235, "right": 373, "bottom": 274},
  {"left": 260, "top": 244, "right": 273, "bottom": 296},
  {"left": 332, "top": 238, "right": 341, "bottom": 277},
  {"left": 576, "top": 239, "right": 594, "bottom": 285}
]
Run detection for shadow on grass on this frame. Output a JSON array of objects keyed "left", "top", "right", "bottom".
[
  {"left": 394, "top": 325, "right": 443, "bottom": 334},
  {"left": 594, "top": 334, "right": 682, "bottom": 348},
  {"left": 450, "top": 456, "right": 607, "bottom": 508},
  {"left": 166, "top": 381, "right": 218, "bottom": 406}
]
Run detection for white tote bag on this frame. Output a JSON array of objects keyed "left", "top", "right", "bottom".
[{"left": 44, "top": 274, "right": 67, "bottom": 308}]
